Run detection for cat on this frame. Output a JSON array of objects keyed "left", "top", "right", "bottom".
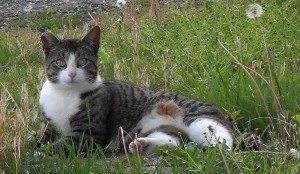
[{"left": 32, "top": 26, "right": 234, "bottom": 155}]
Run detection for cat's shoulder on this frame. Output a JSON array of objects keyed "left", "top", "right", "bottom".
[{"left": 102, "top": 80, "right": 155, "bottom": 98}]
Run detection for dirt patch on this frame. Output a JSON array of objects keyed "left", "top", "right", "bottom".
[
  {"left": 0, "top": 0, "right": 192, "bottom": 29},
  {"left": 0, "top": 0, "right": 119, "bottom": 29}
]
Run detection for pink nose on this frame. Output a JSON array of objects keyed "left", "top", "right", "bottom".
[{"left": 68, "top": 71, "right": 76, "bottom": 79}]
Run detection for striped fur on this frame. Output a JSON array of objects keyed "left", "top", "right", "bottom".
[{"left": 35, "top": 26, "right": 234, "bottom": 155}]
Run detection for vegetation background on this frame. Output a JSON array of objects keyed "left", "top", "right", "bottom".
[{"left": 0, "top": 0, "right": 299, "bottom": 173}]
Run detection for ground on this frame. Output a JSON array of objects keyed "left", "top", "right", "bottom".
[{"left": 0, "top": 0, "right": 118, "bottom": 29}]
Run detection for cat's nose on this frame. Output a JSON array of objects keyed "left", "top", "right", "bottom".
[{"left": 68, "top": 71, "right": 76, "bottom": 79}]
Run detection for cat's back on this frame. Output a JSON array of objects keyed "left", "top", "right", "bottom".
[
  {"left": 101, "top": 80, "right": 156, "bottom": 132},
  {"left": 103, "top": 80, "right": 154, "bottom": 104}
]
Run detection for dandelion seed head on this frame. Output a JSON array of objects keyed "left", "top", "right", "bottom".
[
  {"left": 290, "top": 148, "right": 300, "bottom": 158},
  {"left": 246, "top": 3, "right": 263, "bottom": 19}
]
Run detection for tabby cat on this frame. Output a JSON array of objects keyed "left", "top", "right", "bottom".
[{"left": 34, "top": 26, "right": 234, "bottom": 155}]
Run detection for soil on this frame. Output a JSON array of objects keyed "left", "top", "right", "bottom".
[
  {"left": 0, "top": 0, "right": 191, "bottom": 29},
  {"left": 0, "top": 0, "right": 119, "bottom": 29}
]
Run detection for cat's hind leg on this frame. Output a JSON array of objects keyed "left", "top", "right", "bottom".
[
  {"left": 129, "top": 100, "right": 186, "bottom": 154},
  {"left": 129, "top": 131, "right": 181, "bottom": 154},
  {"left": 187, "top": 118, "right": 233, "bottom": 150}
]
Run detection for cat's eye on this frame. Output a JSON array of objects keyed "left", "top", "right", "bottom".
[
  {"left": 56, "top": 59, "right": 67, "bottom": 68},
  {"left": 77, "top": 58, "right": 88, "bottom": 67}
]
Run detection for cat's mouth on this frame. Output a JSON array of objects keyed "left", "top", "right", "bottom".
[
  {"left": 68, "top": 77, "right": 79, "bottom": 82},
  {"left": 63, "top": 79, "right": 79, "bottom": 85},
  {"left": 67, "top": 80, "right": 78, "bottom": 84}
]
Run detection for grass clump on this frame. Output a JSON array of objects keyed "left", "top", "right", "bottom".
[
  {"left": 1, "top": 0, "right": 300, "bottom": 173},
  {"left": 20, "top": 10, "right": 82, "bottom": 31}
]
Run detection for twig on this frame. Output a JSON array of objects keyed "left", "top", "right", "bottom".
[
  {"left": 217, "top": 38, "right": 275, "bottom": 129},
  {"left": 263, "top": 35, "right": 283, "bottom": 114},
  {"left": 0, "top": 82, "right": 21, "bottom": 111},
  {"left": 209, "top": 126, "right": 231, "bottom": 174},
  {"left": 241, "top": 150, "right": 288, "bottom": 156},
  {"left": 88, "top": 11, "right": 99, "bottom": 26},
  {"left": 240, "top": 65, "right": 282, "bottom": 114},
  {"left": 134, "top": 133, "right": 142, "bottom": 165},
  {"left": 119, "top": 127, "right": 132, "bottom": 168},
  {"left": 218, "top": 145, "right": 231, "bottom": 174}
]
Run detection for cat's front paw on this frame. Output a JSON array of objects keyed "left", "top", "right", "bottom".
[
  {"left": 129, "top": 134, "right": 180, "bottom": 154},
  {"left": 129, "top": 138, "right": 151, "bottom": 154}
]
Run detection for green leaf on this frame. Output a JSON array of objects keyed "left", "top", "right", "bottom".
[
  {"left": 231, "top": 110, "right": 241, "bottom": 118},
  {"left": 292, "top": 114, "right": 300, "bottom": 122}
]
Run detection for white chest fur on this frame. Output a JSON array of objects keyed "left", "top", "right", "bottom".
[{"left": 39, "top": 80, "right": 81, "bottom": 136}]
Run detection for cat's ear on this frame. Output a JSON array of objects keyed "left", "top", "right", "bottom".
[
  {"left": 41, "top": 32, "right": 59, "bottom": 52},
  {"left": 82, "top": 26, "right": 101, "bottom": 53}
]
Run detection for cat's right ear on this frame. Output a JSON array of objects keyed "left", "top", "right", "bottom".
[
  {"left": 41, "top": 32, "right": 59, "bottom": 53},
  {"left": 82, "top": 26, "right": 101, "bottom": 54}
]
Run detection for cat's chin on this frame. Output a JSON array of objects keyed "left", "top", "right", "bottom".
[
  {"left": 65, "top": 80, "right": 79, "bottom": 84},
  {"left": 60, "top": 80, "right": 78, "bottom": 86},
  {"left": 58, "top": 80, "right": 100, "bottom": 92}
]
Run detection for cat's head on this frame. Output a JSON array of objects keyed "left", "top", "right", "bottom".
[{"left": 41, "top": 26, "right": 101, "bottom": 88}]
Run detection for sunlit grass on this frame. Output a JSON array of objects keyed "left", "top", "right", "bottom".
[{"left": 1, "top": 0, "right": 300, "bottom": 173}]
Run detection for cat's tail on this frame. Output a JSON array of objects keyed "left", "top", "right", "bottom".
[{"left": 234, "top": 132, "right": 262, "bottom": 151}]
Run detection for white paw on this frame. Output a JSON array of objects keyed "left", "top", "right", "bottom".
[
  {"left": 129, "top": 138, "right": 151, "bottom": 154},
  {"left": 129, "top": 135, "right": 180, "bottom": 154}
]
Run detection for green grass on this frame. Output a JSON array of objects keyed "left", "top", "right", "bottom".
[{"left": 1, "top": 0, "right": 300, "bottom": 173}]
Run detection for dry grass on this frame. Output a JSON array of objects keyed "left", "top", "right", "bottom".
[{"left": 0, "top": 29, "right": 41, "bottom": 171}]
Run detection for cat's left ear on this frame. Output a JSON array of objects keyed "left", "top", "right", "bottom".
[
  {"left": 82, "top": 26, "right": 101, "bottom": 53},
  {"left": 41, "top": 32, "right": 60, "bottom": 52}
]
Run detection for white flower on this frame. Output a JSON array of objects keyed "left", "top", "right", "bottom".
[
  {"left": 34, "top": 151, "right": 45, "bottom": 158},
  {"left": 116, "top": 18, "right": 122, "bottom": 23},
  {"left": 246, "top": 3, "right": 263, "bottom": 19},
  {"left": 116, "top": 0, "right": 126, "bottom": 8},
  {"left": 24, "top": 2, "right": 33, "bottom": 12},
  {"left": 290, "top": 148, "right": 300, "bottom": 158}
]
